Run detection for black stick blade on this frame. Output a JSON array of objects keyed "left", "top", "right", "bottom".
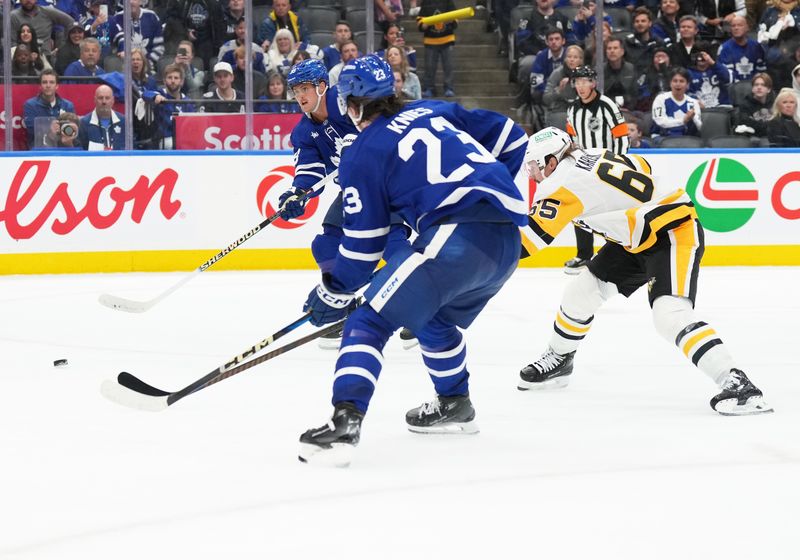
[{"left": 117, "top": 371, "right": 173, "bottom": 397}]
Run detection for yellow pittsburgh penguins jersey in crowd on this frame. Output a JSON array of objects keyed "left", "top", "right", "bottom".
[{"left": 521, "top": 148, "right": 698, "bottom": 256}]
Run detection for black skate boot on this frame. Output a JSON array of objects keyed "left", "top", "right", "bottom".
[
  {"left": 518, "top": 348, "right": 575, "bottom": 390},
  {"left": 563, "top": 257, "right": 589, "bottom": 275},
  {"left": 298, "top": 402, "right": 364, "bottom": 467},
  {"left": 710, "top": 369, "right": 774, "bottom": 416},
  {"left": 399, "top": 327, "right": 418, "bottom": 350},
  {"left": 406, "top": 394, "right": 479, "bottom": 434},
  {"left": 318, "top": 327, "right": 343, "bottom": 350}
]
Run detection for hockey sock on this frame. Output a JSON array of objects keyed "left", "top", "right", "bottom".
[
  {"left": 549, "top": 270, "right": 617, "bottom": 355},
  {"left": 331, "top": 305, "right": 394, "bottom": 413},
  {"left": 652, "top": 296, "right": 736, "bottom": 386},
  {"left": 417, "top": 316, "right": 469, "bottom": 397}
]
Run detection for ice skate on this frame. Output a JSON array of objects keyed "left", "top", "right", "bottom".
[
  {"left": 518, "top": 348, "right": 575, "bottom": 390},
  {"left": 298, "top": 402, "right": 364, "bottom": 467},
  {"left": 406, "top": 394, "right": 479, "bottom": 434},
  {"left": 563, "top": 257, "right": 589, "bottom": 275},
  {"left": 711, "top": 369, "right": 774, "bottom": 416},
  {"left": 318, "top": 327, "right": 343, "bottom": 350},
  {"left": 399, "top": 327, "right": 419, "bottom": 349}
]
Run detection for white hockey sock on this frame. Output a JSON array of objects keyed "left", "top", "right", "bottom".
[
  {"left": 652, "top": 296, "right": 736, "bottom": 386},
  {"left": 549, "top": 270, "right": 618, "bottom": 356}
]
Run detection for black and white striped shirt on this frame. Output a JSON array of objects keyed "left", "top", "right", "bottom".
[{"left": 566, "top": 93, "right": 630, "bottom": 154}]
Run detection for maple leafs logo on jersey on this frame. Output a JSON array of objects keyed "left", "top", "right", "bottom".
[{"left": 331, "top": 134, "right": 357, "bottom": 167}]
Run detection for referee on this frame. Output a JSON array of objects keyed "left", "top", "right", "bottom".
[{"left": 563, "top": 65, "right": 629, "bottom": 273}]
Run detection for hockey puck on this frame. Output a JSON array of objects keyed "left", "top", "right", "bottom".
[{"left": 53, "top": 359, "right": 69, "bottom": 367}]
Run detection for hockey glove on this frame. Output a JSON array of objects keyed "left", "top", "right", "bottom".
[
  {"left": 278, "top": 188, "right": 308, "bottom": 219},
  {"left": 304, "top": 274, "right": 358, "bottom": 327}
]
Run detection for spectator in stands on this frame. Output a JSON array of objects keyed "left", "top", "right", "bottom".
[
  {"left": 55, "top": 22, "right": 84, "bottom": 74},
  {"left": 418, "top": 0, "right": 457, "bottom": 98},
  {"left": 733, "top": 71, "right": 775, "bottom": 136},
  {"left": 793, "top": 63, "right": 800, "bottom": 112},
  {"left": 687, "top": 45, "right": 732, "bottom": 107},
  {"left": 10, "top": 0, "right": 75, "bottom": 60},
  {"left": 219, "top": 17, "right": 268, "bottom": 71},
  {"left": 11, "top": 44, "right": 41, "bottom": 77},
  {"left": 386, "top": 44, "right": 422, "bottom": 99},
  {"left": 222, "top": 0, "right": 244, "bottom": 43},
  {"left": 393, "top": 69, "right": 407, "bottom": 98},
  {"left": 637, "top": 45, "right": 674, "bottom": 111},
  {"left": 267, "top": 28, "right": 299, "bottom": 77},
  {"left": 164, "top": 0, "right": 227, "bottom": 71},
  {"left": 757, "top": 0, "right": 800, "bottom": 63},
  {"left": 766, "top": 86, "right": 800, "bottom": 144},
  {"left": 200, "top": 61, "right": 245, "bottom": 113},
  {"left": 256, "top": 72, "right": 301, "bottom": 113},
  {"left": 12, "top": 23, "right": 50, "bottom": 72},
  {"left": 494, "top": 0, "right": 519, "bottom": 57},
  {"left": 718, "top": 15, "right": 767, "bottom": 82},
  {"left": 651, "top": 66, "right": 703, "bottom": 141},
  {"left": 603, "top": 37, "right": 638, "bottom": 108},
  {"left": 514, "top": 0, "right": 573, "bottom": 83},
  {"left": 322, "top": 21, "right": 353, "bottom": 71},
  {"left": 42, "top": 111, "right": 82, "bottom": 149},
  {"left": 172, "top": 40, "right": 205, "bottom": 98},
  {"left": 130, "top": 48, "right": 156, "bottom": 96},
  {"left": 652, "top": 0, "right": 681, "bottom": 43},
  {"left": 543, "top": 44, "right": 584, "bottom": 113},
  {"left": 78, "top": 84, "right": 126, "bottom": 150},
  {"left": 257, "top": 0, "right": 307, "bottom": 50},
  {"left": 375, "top": 0, "right": 404, "bottom": 24},
  {"left": 142, "top": 63, "right": 195, "bottom": 149},
  {"left": 670, "top": 15, "right": 703, "bottom": 69},
  {"left": 377, "top": 23, "right": 417, "bottom": 72},
  {"left": 81, "top": 0, "right": 113, "bottom": 57},
  {"left": 63, "top": 37, "right": 104, "bottom": 79},
  {"left": 625, "top": 7, "right": 668, "bottom": 74},
  {"left": 530, "top": 27, "right": 566, "bottom": 106},
  {"left": 23, "top": 69, "right": 76, "bottom": 147},
  {"left": 232, "top": 44, "right": 268, "bottom": 98},
  {"left": 697, "top": 0, "right": 746, "bottom": 42},
  {"left": 572, "top": 0, "right": 613, "bottom": 44},
  {"left": 113, "top": 0, "right": 164, "bottom": 67},
  {"left": 328, "top": 39, "right": 359, "bottom": 85},
  {"left": 584, "top": 19, "right": 612, "bottom": 65},
  {"left": 293, "top": 50, "right": 312, "bottom": 64},
  {"left": 627, "top": 116, "right": 653, "bottom": 148}
]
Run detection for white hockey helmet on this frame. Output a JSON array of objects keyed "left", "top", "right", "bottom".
[{"left": 523, "top": 127, "right": 572, "bottom": 177}]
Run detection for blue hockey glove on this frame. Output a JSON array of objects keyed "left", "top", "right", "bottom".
[
  {"left": 278, "top": 188, "right": 307, "bottom": 219},
  {"left": 304, "top": 275, "right": 357, "bottom": 327}
]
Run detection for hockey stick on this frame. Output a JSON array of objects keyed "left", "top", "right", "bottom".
[
  {"left": 100, "top": 316, "right": 345, "bottom": 412},
  {"left": 98, "top": 169, "right": 339, "bottom": 313}
]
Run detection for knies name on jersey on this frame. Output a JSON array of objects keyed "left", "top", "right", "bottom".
[
  {"left": 386, "top": 108, "right": 434, "bottom": 134},
  {"left": 575, "top": 152, "right": 601, "bottom": 173}
]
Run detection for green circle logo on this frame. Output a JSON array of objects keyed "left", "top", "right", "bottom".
[{"left": 685, "top": 158, "right": 758, "bottom": 232}]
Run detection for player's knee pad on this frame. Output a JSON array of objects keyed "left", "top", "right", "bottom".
[
  {"left": 311, "top": 225, "right": 343, "bottom": 273},
  {"left": 652, "top": 295, "right": 696, "bottom": 343},
  {"left": 415, "top": 316, "right": 461, "bottom": 352},
  {"left": 342, "top": 305, "right": 394, "bottom": 349},
  {"left": 560, "top": 269, "right": 619, "bottom": 321}
]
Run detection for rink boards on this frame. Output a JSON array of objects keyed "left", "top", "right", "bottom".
[{"left": 0, "top": 148, "right": 798, "bottom": 274}]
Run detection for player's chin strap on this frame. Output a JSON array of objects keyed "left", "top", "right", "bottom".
[
  {"left": 347, "top": 102, "right": 365, "bottom": 129},
  {"left": 305, "top": 82, "right": 327, "bottom": 117}
]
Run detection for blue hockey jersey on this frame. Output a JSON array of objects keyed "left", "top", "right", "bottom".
[
  {"left": 289, "top": 85, "right": 359, "bottom": 192},
  {"left": 329, "top": 100, "right": 529, "bottom": 292}
]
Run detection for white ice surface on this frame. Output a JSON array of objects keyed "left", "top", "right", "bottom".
[{"left": 1, "top": 268, "right": 798, "bottom": 559}]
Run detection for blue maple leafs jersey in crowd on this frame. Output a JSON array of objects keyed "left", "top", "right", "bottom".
[
  {"left": 329, "top": 100, "right": 529, "bottom": 293},
  {"left": 289, "top": 85, "right": 359, "bottom": 192}
]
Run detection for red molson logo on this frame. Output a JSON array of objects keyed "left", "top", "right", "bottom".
[{"left": 0, "top": 160, "right": 182, "bottom": 239}]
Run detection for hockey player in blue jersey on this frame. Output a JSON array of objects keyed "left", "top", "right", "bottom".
[
  {"left": 279, "top": 59, "right": 415, "bottom": 349},
  {"left": 297, "top": 55, "right": 530, "bottom": 467}
]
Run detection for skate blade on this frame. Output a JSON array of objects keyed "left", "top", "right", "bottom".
[
  {"left": 564, "top": 266, "right": 586, "bottom": 275},
  {"left": 714, "top": 396, "right": 775, "bottom": 416},
  {"left": 317, "top": 337, "right": 342, "bottom": 350},
  {"left": 298, "top": 442, "right": 354, "bottom": 467},
  {"left": 517, "top": 376, "right": 571, "bottom": 391},
  {"left": 407, "top": 420, "right": 479, "bottom": 435},
  {"left": 401, "top": 337, "right": 419, "bottom": 350}
]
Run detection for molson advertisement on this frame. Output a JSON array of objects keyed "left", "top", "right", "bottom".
[{"left": 0, "top": 150, "right": 797, "bottom": 274}]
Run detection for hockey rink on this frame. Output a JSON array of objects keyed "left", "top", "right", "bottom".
[{"left": 1, "top": 266, "right": 797, "bottom": 559}]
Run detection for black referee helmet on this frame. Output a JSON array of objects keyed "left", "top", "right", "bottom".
[{"left": 572, "top": 65, "right": 598, "bottom": 81}]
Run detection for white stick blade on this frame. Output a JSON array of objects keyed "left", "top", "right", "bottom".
[
  {"left": 98, "top": 293, "right": 152, "bottom": 313},
  {"left": 100, "top": 379, "right": 169, "bottom": 412}
]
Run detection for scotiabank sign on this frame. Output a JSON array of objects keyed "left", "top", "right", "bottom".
[{"left": 174, "top": 113, "right": 302, "bottom": 150}]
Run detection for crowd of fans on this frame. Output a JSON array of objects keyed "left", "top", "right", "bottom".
[
  {"left": 2, "top": 0, "right": 440, "bottom": 150},
  {"left": 509, "top": 0, "right": 800, "bottom": 147}
]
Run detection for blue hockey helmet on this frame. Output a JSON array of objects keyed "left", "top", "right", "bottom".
[
  {"left": 287, "top": 59, "right": 329, "bottom": 89},
  {"left": 337, "top": 54, "right": 395, "bottom": 103}
]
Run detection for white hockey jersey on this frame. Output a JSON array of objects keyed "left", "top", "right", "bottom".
[{"left": 521, "top": 148, "right": 697, "bottom": 256}]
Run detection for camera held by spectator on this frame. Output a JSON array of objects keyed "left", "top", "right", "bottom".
[{"left": 44, "top": 112, "right": 81, "bottom": 149}]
